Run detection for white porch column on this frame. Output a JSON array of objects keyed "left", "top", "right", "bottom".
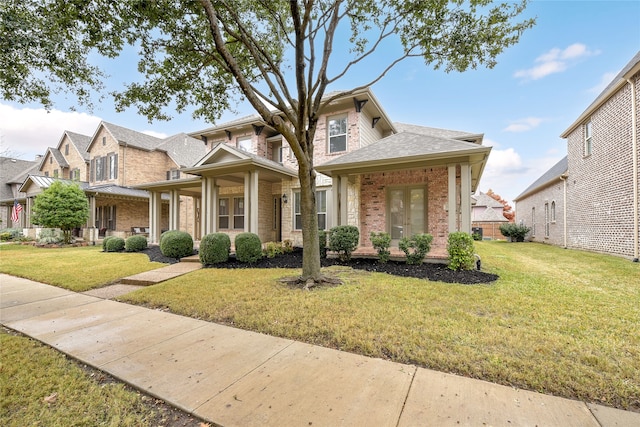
[
  {"left": 193, "top": 197, "right": 201, "bottom": 240},
  {"left": 201, "top": 177, "right": 216, "bottom": 235},
  {"left": 340, "top": 176, "right": 349, "bottom": 226},
  {"left": 460, "top": 163, "right": 471, "bottom": 233},
  {"left": 26, "top": 197, "right": 34, "bottom": 228},
  {"left": 448, "top": 165, "right": 457, "bottom": 232},
  {"left": 250, "top": 170, "right": 259, "bottom": 233},
  {"left": 87, "top": 195, "right": 96, "bottom": 229},
  {"left": 244, "top": 172, "right": 250, "bottom": 232},
  {"left": 331, "top": 176, "right": 340, "bottom": 226},
  {"left": 149, "top": 191, "right": 162, "bottom": 244},
  {"left": 169, "top": 190, "right": 181, "bottom": 231}
]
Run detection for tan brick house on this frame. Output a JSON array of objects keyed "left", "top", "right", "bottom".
[
  {"left": 471, "top": 192, "right": 510, "bottom": 240},
  {"left": 138, "top": 88, "right": 491, "bottom": 257},
  {"left": 515, "top": 51, "right": 640, "bottom": 261},
  {"left": 0, "top": 157, "right": 39, "bottom": 227},
  {"left": 18, "top": 121, "right": 206, "bottom": 241}
]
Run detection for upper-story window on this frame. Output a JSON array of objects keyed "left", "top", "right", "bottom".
[
  {"left": 102, "top": 136, "right": 107, "bottom": 146},
  {"left": 551, "top": 201, "right": 556, "bottom": 222},
  {"left": 49, "top": 156, "right": 53, "bottom": 164},
  {"left": 53, "top": 169, "right": 59, "bottom": 178},
  {"left": 237, "top": 136, "right": 252, "bottom": 152},
  {"left": 108, "top": 153, "right": 118, "bottom": 180},
  {"left": 72, "top": 169, "right": 80, "bottom": 180},
  {"left": 167, "top": 169, "right": 181, "bottom": 180},
  {"left": 65, "top": 144, "right": 69, "bottom": 155},
  {"left": 584, "top": 120, "right": 592, "bottom": 156},
  {"left": 328, "top": 115, "right": 347, "bottom": 153},
  {"left": 272, "top": 141, "right": 283, "bottom": 163}
]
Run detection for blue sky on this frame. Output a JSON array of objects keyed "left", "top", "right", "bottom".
[{"left": 1, "top": 0, "right": 639, "bottom": 207}]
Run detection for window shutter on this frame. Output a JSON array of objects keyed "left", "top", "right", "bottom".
[
  {"left": 113, "top": 154, "right": 118, "bottom": 179},
  {"left": 90, "top": 159, "right": 95, "bottom": 182},
  {"left": 166, "top": 170, "right": 171, "bottom": 180}
]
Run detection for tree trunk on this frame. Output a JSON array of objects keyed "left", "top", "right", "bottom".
[{"left": 298, "top": 161, "right": 321, "bottom": 281}]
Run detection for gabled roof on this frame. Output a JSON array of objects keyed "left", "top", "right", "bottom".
[
  {"left": 59, "top": 131, "right": 92, "bottom": 161},
  {"left": 514, "top": 156, "right": 568, "bottom": 201},
  {"left": 157, "top": 133, "right": 208, "bottom": 167},
  {"left": 18, "top": 175, "right": 154, "bottom": 200},
  {"left": 473, "top": 192, "right": 504, "bottom": 209},
  {"left": 473, "top": 206, "right": 509, "bottom": 222},
  {"left": 88, "top": 121, "right": 163, "bottom": 152},
  {"left": 0, "top": 157, "right": 39, "bottom": 201},
  {"left": 18, "top": 175, "right": 91, "bottom": 193},
  {"left": 41, "top": 147, "right": 69, "bottom": 169},
  {"left": 394, "top": 123, "right": 483, "bottom": 143},
  {"left": 561, "top": 51, "right": 640, "bottom": 138}
]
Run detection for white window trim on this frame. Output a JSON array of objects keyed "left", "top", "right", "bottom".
[
  {"left": 293, "top": 189, "right": 329, "bottom": 230},
  {"left": 327, "top": 115, "right": 348, "bottom": 154},
  {"left": 584, "top": 120, "right": 593, "bottom": 157}
]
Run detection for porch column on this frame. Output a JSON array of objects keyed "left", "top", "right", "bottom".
[
  {"left": 340, "top": 176, "right": 349, "bottom": 226},
  {"left": 448, "top": 165, "right": 457, "bottom": 232},
  {"left": 87, "top": 195, "right": 96, "bottom": 229},
  {"left": 169, "top": 190, "right": 181, "bottom": 230},
  {"left": 331, "top": 176, "right": 340, "bottom": 226},
  {"left": 26, "top": 197, "right": 33, "bottom": 228},
  {"left": 149, "top": 191, "right": 162, "bottom": 244},
  {"left": 201, "top": 177, "right": 215, "bottom": 235},
  {"left": 244, "top": 172, "right": 250, "bottom": 232},
  {"left": 250, "top": 170, "right": 259, "bottom": 233},
  {"left": 460, "top": 163, "right": 471, "bottom": 233},
  {"left": 193, "top": 196, "right": 201, "bottom": 240}
]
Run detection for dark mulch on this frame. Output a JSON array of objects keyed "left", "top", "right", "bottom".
[{"left": 142, "top": 245, "right": 498, "bottom": 285}]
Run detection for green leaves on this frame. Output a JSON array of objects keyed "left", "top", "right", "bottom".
[{"left": 31, "top": 181, "right": 89, "bottom": 244}]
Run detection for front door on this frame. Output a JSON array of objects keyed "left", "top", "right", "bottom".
[
  {"left": 273, "top": 196, "right": 282, "bottom": 241},
  {"left": 388, "top": 187, "right": 426, "bottom": 244}
]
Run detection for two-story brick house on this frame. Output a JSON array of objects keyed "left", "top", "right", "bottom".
[
  {"left": 0, "top": 157, "right": 39, "bottom": 227},
  {"left": 137, "top": 88, "right": 491, "bottom": 257},
  {"left": 470, "top": 192, "right": 510, "bottom": 240},
  {"left": 18, "top": 121, "right": 206, "bottom": 241},
  {"left": 515, "top": 51, "right": 640, "bottom": 261}
]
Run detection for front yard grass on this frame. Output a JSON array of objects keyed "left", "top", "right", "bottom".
[
  {"left": 0, "top": 244, "right": 164, "bottom": 292},
  {"left": 119, "top": 241, "right": 640, "bottom": 411}
]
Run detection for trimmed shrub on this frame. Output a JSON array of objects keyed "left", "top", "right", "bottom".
[
  {"left": 263, "top": 241, "right": 283, "bottom": 259},
  {"left": 499, "top": 223, "right": 531, "bottom": 242},
  {"left": 199, "top": 233, "right": 231, "bottom": 264},
  {"left": 102, "top": 236, "right": 115, "bottom": 251},
  {"left": 160, "top": 230, "right": 194, "bottom": 259},
  {"left": 105, "top": 236, "right": 125, "bottom": 252},
  {"left": 125, "top": 235, "right": 148, "bottom": 252},
  {"left": 447, "top": 232, "right": 475, "bottom": 271},
  {"left": 370, "top": 231, "right": 391, "bottom": 263},
  {"left": 328, "top": 225, "right": 359, "bottom": 262},
  {"left": 0, "top": 228, "right": 23, "bottom": 241},
  {"left": 38, "top": 228, "right": 62, "bottom": 244},
  {"left": 235, "top": 232, "right": 262, "bottom": 263},
  {"left": 399, "top": 233, "right": 433, "bottom": 265},
  {"left": 318, "top": 230, "right": 328, "bottom": 259},
  {"left": 282, "top": 239, "right": 294, "bottom": 253}
]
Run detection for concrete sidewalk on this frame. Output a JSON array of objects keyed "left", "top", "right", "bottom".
[{"left": 1, "top": 273, "right": 638, "bottom": 426}]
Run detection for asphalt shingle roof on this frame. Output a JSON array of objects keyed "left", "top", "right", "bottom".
[
  {"left": 64, "top": 131, "right": 92, "bottom": 160},
  {"left": 473, "top": 192, "right": 505, "bottom": 209},
  {"left": 101, "top": 121, "right": 163, "bottom": 151},
  {"left": 393, "top": 122, "right": 480, "bottom": 141},
  {"left": 157, "top": 133, "right": 208, "bottom": 167},
  {"left": 0, "top": 157, "right": 39, "bottom": 201},
  {"left": 514, "top": 156, "right": 568, "bottom": 201}
]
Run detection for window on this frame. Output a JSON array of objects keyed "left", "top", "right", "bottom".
[
  {"left": 65, "top": 144, "right": 69, "bottom": 155},
  {"left": 233, "top": 197, "right": 245, "bottom": 229},
  {"left": 53, "top": 169, "right": 59, "bottom": 178},
  {"left": 72, "top": 169, "right": 80, "bottom": 180},
  {"left": 237, "top": 137, "right": 252, "bottom": 152},
  {"left": 584, "top": 121, "right": 592, "bottom": 156},
  {"left": 531, "top": 207, "right": 536, "bottom": 236},
  {"left": 95, "top": 205, "right": 117, "bottom": 230},
  {"left": 44, "top": 171, "right": 49, "bottom": 177},
  {"left": 95, "top": 157, "right": 106, "bottom": 181},
  {"left": 272, "top": 141, "right": 283, "bottom": 163},
  {"left": 294, "top": 190, "right": 328, "bottom": 230},
  {"left": 102, "top": 136, "right": 106, "bottom": 146},
  {"left": 49, "top": 156, "right": 52, "bottom": 164},
  {"left": 167, "top": 169, "right": 181, "bottom": 180},
  {"left": 108, "top": 153, "right": 118, "bottom": 180},
  {"left": 328, "top": 115, "right": 347, "bottom": 153},
  {"left": 544, "top": 203, "right": 550, "bottom": 238},
  {"left": 551, "top": 201, "right": 556, "bottom": 222},
  {"left": 218, "top": 198, "right": 229, "bottom": 229}
]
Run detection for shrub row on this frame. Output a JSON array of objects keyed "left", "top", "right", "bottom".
[
  {"left": 499, "top": 223, "right": 531, "bottom": 242},
  {"left": 199, "top": 232, "right": 266, "bottom": 265},
  {"left": 102, "top": 235, "right": 148, "bottom": 253}
]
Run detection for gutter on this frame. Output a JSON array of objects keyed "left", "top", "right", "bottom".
[
  {"left": 559, "top": 173, "right": 568, "bottom": 249},
  {"left": 628, "top": 76, "right": 639, "bottom": 262}
]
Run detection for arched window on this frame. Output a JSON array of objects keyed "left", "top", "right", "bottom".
[{"left": 551, "top": 201, "right": 556, "bottom": 222}]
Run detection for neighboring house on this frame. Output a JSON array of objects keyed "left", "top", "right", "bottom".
[
  {"left": 18, "top": 121, "right": 207, "bottom": 241},
  {"left": 515, "top": 51, "right": 640, "bottom": 261},
  {"left": 471, "top": 192, "right": 509, "bottom": 240},
  {"left": 136, "top": 88, "right": 492, "bottom": 258},
  {"left": 0, "top": 157, "right": 39, "bottom": 227}
]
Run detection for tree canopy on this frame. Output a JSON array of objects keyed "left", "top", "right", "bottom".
[
  {"left": 1, "top": 0, "right": 534, "bottom": 281},
  {"left": 486, "top": 189, "right": 515, "bottom": 222},
  {"left": 31, "top": 181, "right": 89, "bottom": 244}
]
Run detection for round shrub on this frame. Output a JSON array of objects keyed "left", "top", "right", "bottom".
[
  {"left": 370, "top": 231, "right": 391, "bottom": 263},
  {"left": 235, "top": 232, "right": 262, "bottom": 263},
  {"left": 125, "top": 235, "right": 148, "bottom": 252},
  {"left": 199, "top": 233, "right": 231, "bottom": 265},
  {"left": 399, "top": 233, "right": 433, "bottom": 265},
  {"left": 105, "top": 236, "right": 125, "bottom": 252},
  {"left": 102, "top": 236, "right": 116, "bottom": 251},
  {"left": 328, "top": 225, "right": 359, "bottom": 262},
  {"left": 160, "top": 230, "right": 194, "bottom": 259},
  {"left": 447, "top": 231, "right": 475, "bottom": 271}
]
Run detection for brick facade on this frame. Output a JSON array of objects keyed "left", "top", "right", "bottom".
[{"left": 514, "top": 181, "right": 565, "bottom": 246}]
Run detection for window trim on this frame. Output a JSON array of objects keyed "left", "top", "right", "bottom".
[
  {"left": 544, "top": 202, "right": 550, "bottom": 238},
  {"left": 237, "top": 136, "right": 252, "bottom": 152},
  {"left": 218, "top": 198, "right": 230, "bottom": 229},
  {"left": 584, "top": 120, "right": 592, "bottom": 157},
  {"left": 327, "top": 115, "right": 348, "bottom": 154},
  {"left": 551, "top": 201, "right": 556, "bottom": 223},
  {"left": 293, "top": 189, "right": 328, "bottom": 231}
]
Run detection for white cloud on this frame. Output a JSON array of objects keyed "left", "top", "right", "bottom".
[
  {"left": 142, "top": 130, "right": 169, "bottom": 139},
  {"left": 0, "top": 103, "right": 102, "bottom": 160},
  {"left": 503, "top": 117, "right": 544, "bottom": 133},
  {"left": 514, "top": 43, "right": 600, "bottom": 81},
  {"left": 588, "top": 71, "right": 617, "bottom": 94}
]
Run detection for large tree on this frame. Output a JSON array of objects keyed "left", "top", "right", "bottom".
[
  {"left": 1, "top": 0, "right": 534, "bottom": 283},
  {"left": 31, "top": 181, "right": 89, "bottom": 244}
]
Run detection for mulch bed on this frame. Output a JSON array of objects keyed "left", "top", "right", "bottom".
[{"left": 142, "top": 246, "right": 498, "bottom": 285}]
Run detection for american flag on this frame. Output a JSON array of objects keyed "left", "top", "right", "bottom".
[{"left": 11, "top": 200, "right": 23, "bottom": 223}]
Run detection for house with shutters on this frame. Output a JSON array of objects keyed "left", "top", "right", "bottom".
[
  {"left": 136, "top": 88, "right": 492, "bottom": 257},
  {"left": 18, "top": 121, "right": 206, "bottom": 241},
  {"left": 515, "top": 51, "right": 640, "bottom": 261},
  {"left": 0, "top": 157, "right": 39, "bottom": 227}
]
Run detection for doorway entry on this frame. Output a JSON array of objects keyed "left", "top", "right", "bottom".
[{"left": 387, "top": 186, "right": 426, "bottom": 244}]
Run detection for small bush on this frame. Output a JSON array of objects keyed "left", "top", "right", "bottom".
[
  {"left": 447, "top": 232, "right": 475, "bottom": 271},
  {"left": 105, "top": 236, "right": 125, "bottom": 252},
  {"left": 370, "top": 231, "right": 391, "bottom": 263},
  {"left": 160, "top": 230, "right": 194, "bottom": 259},
  {"left": 125, "top": 235, "right": 148, "bottom": 252},
  {"left": 499, "top": 223, "right": 531, "bottom": 242},
  {"left": 102, "top": 236, "right": 115, "bottom": 251},
  {"left": 282, "top": 239, "right": 294, "bottom": 253},
  {"left": 235, "top": 232, "right": 262, "bottom": 263},
  {"left": 199, "top": 233, "right": 231, "bottom": 264},
  {"left": 399, "top": 233, "right": 433, "bottom": 265},
  {"left": 472, "top": 232, "right": 482, "bottom": 241},
  {"left": 0, "top": 228, "right": 23, "bottom": 241},
  {"left": 263, "top": 241, "right": 283, "bottom": 259},
  {"left": 328, "top": 225, "right": 359, "bottom": 262},
  {"left": 38, "top": 228, "right": 62, "bottom": 244},
  {"left": 318, "top": 230, "right": 328, "bottom": 259}
]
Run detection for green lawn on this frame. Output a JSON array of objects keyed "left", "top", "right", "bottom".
[
  {"left": 1, "top": 241, "right": 638, "bottom": 410},
  {"left": 0, "top": 244, "right": 164, "bottom": 292}
]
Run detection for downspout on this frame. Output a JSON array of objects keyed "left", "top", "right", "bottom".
[
  {"left": 559, "top": 174, "right": 568, "bottom": 249},
  {"left": 627, "top": 76, "right": 639, "bottom": 262}
]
